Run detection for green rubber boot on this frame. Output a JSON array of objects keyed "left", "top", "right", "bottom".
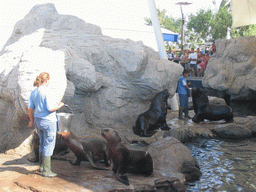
[
  {"left": 184, "top": 107, "right": 192, "bottom": 119},
  {"left": 178, "top": 107, "right": 184, "bottom": 120},
  {"left": 42, "top": 156, "right": 57, "bottom": 177},
  {"left": 39, "top": 152, "right": 43, "bottom": 172}
]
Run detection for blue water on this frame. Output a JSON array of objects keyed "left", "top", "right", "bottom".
[{"left": 185, "top": 138, "right": 256, "bottom": 191}]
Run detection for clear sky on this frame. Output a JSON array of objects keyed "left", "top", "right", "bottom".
[{"left": 0, "top": 0, "right": 222, "bottom": 49}]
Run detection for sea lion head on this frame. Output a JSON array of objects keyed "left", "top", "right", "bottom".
[
  {"left": 101, "top": 128, "right": 121, "bottom": 144},
  {"left": 58, "top": 131, "right": 73, "bottom": 140},
  {"left": 151, "top": 89, "right": 170, "bottom": 103},
  {"left": 162, "top": 89, "right": 170, "bottom": 99},
  {"left": 192, "top": 87, "right": 206, "bottom": 99}
]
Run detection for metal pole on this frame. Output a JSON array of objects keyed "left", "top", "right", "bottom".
[
  {"left": 180, "top": 5, "right": 184, "bottom": 51},
  {"left": 147, "top": 0, "right": 179, "bottom": 111},
  {"left": 176, "top": 2, "right": 192, "bottom": 51}
]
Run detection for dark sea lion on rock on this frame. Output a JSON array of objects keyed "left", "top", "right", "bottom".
[
  {"left": 58, "top": 131, "right": 110, "bottom": 170},
  {"left": 192, "top": 87, "right": 234, "bottom": 124},
  {"left": 28, "top": 130, "right": 69, "bottom": 162},
  {"left": 101, "top": 128, "right": 153, "bottom": 186},
  {"left": 133, "top": 89, "right": 170, "bottom": 137}
]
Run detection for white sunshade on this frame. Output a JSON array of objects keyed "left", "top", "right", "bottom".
[{"left": 232, "top": 0, "right": 256, "bottom": 28}]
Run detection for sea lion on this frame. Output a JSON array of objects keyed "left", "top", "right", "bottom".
[
  {"left": 133, "top": 89, "right": 170, "bottom": 137},
  {"left": 58, "top": 131, "right": 110, "bottom": 170},
  {"left": 192, "top": 87, "right": 234, "bottom": 123},
  {"left": 28, "top": 130, "right": 69, "bottom": 162},
  {"left": 101, "top": 128, "right": 153, "bottom": 186}
]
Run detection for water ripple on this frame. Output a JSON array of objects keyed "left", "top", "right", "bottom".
[{"left": 185, "top": 138, "right": 256, "bottom": 191}]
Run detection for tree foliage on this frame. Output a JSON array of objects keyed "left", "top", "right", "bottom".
[
  {"left": 211, "top": 5, "right": 232, "bottom": 40},
  {"left": 144, "top": 5, "right": 256, "bottom": 49},
  {"left": 144, "top": 9, "right": 181, "bottom": 33},
  {"left": 231, "top": 25, "right": 256, "bottom": 38},
  {"left": 187, "top": 10, "right": 213, "bottom": 42}
]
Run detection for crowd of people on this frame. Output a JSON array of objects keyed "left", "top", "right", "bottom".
[{"left": 167, "top": 42, "right": 216, "bottom": 78}]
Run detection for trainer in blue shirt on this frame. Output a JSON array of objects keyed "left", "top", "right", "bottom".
[
  {"left": 177, "top": 69, "right": 191, "bottom": 120},
  {"left": 28, "top": 72, "right": 64, "bottom": 177}
]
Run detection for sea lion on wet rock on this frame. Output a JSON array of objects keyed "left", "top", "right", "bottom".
[
  {"left": 101, "top": 128, "right": 153, "bottom": 186},
  {"left": 192, "top": 87, "right": 234, "bottom": 124},
  {"left": 28, "top": 130, "right": 69, "bottom": 162},
  {"left": 58, "top": 131, "right": 110, "bottom": 170},
  {"left": 133, "top": 89, "right": 170, "bottom": 137}
]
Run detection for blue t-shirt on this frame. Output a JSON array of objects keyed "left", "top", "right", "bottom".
[
  {"left": 28, "top": 86, "right": 57, "bottom": 122},
  {"left": 177, "top": 75, "right": 188, "bottom": 95}
]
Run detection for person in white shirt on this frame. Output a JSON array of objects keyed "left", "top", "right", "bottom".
[{"left": 188, "top": 48, "right": 197, "bottom": 77}]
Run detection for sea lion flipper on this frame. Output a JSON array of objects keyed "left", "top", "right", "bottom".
[
  {"left": 116, "top": 174, "right": 129, "bottom": 186},
  {"left": 69, "top": 158, "right": 81, "bottom": 166},
  {"left": 27, "top": 157, "right": 38, "bottom": 162},
  {"left": 85, "top": 151, "right": 109, "bottom": 170}
]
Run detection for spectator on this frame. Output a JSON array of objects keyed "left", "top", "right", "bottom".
[
  {"left": 180, "top": 50, "right": 187, "bottom": 68},
  {"left": 199, "top": 54, "right": 206, "bottom": 77},
  {"left": 209, "top": 41, "right": 215, "bottom": 56},
  {"left": 197, "top": 52, "right": 203, "bottom": 77},
  {"left": 205, "top": 51, "right": 210, "bottom": 68},
  {"left": 173, "top": 51, "right": 179, "bottom": 63},
  {"left": 167, "top": 49, "right": 173, "bottom": 61},
  {"left": 185, "top": 49, "right": 190, "bottom": 69},
  {"left": 188, "top": 48, "right": 197, "bottom": 77},
  {"left": 196, "top": 48, "right": 201, "bottom": 58}
]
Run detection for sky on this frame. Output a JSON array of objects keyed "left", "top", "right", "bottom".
[{"left": 0, "top": 0, "right": 222, "bottom": 49}]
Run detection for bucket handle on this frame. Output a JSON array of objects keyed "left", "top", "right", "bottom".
[{"left": 62, "top": 104, "right": 74, "bottom": 114}]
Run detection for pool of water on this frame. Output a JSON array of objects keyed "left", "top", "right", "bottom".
[{"left": 185, "top": 138, "right": 256, "bottom": 191}]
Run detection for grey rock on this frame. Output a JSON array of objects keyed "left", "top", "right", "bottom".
[
  {"left": 0, "top": 3, "right": 183, "bottom": 151},
  {"left": 203, "top": 37, "right": 256, "bottom": 100},
  {"left": 146, "top": 137, "right": 201, "bottom": 182}
]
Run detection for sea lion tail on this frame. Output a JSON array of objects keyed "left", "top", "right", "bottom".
[
  {"left": 132, "top": 126, "right": 138, "bottom": 135},
  {"left": 116, "top": 174, "right": 129, "bottom": 186}
]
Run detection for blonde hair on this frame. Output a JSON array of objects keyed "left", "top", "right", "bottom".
[{"left": 33, "top": 72, "right": 50, "bottom": 87}]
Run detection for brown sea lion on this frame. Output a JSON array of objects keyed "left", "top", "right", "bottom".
[
  {"left": 133, "top": 89, "right": 170, "bottom": 137},
  {"left": 58, "top": 131, "right": 110, "bottom": 170},
  {"left": 101, "top": 128, "right": 153, "bottom": 186},
  {"left": 28, "top": 130, "right": 69, "bottom": 162}
]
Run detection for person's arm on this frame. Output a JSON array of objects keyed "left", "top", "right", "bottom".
[
  {"left": 28, "top": 107, "right": 34, "bottom": 127},
  {"left": 185, "top": 83, "right": 190, "bottom": 90},
  {"left": 48, "top": 102, "right": 65, "bottom": 112},
  {"left": 182, "top": 78, "right": 191, "bottom": 90}
]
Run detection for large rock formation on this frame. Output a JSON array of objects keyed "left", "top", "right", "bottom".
[
  {"left": 0, "top": 3, "right": 183, "bottom": 151},
  {"left": 203, "top": 37, "right": 256, "bottom": 100}
]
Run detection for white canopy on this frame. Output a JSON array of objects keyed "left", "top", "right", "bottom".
[{"left": 232, "top": 0, "right": 256, "bottom": 28}]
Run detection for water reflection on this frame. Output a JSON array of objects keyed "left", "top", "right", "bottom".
[{"left": 185, "top": 138, "right": 256, "bottom": 191}]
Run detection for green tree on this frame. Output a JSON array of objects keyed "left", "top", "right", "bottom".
[
  {"left": 231, "top": 25, "right": 256, "bottom": 38},
  {"left": 144, "top": 9, "right": 181, "bottom": 33},
  {"left": 211, "top": 5, "right": 232, "bottom": 40},
  {"left": 187, "top": 10, "right": 213, "bottom": 42}
]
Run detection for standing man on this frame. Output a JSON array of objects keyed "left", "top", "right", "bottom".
[
  {"left": 188, "top": 48, "right": 197, "bottom": 77},
  {"left": 177, "top": 69, "right": 191, "bottom": 120}
]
